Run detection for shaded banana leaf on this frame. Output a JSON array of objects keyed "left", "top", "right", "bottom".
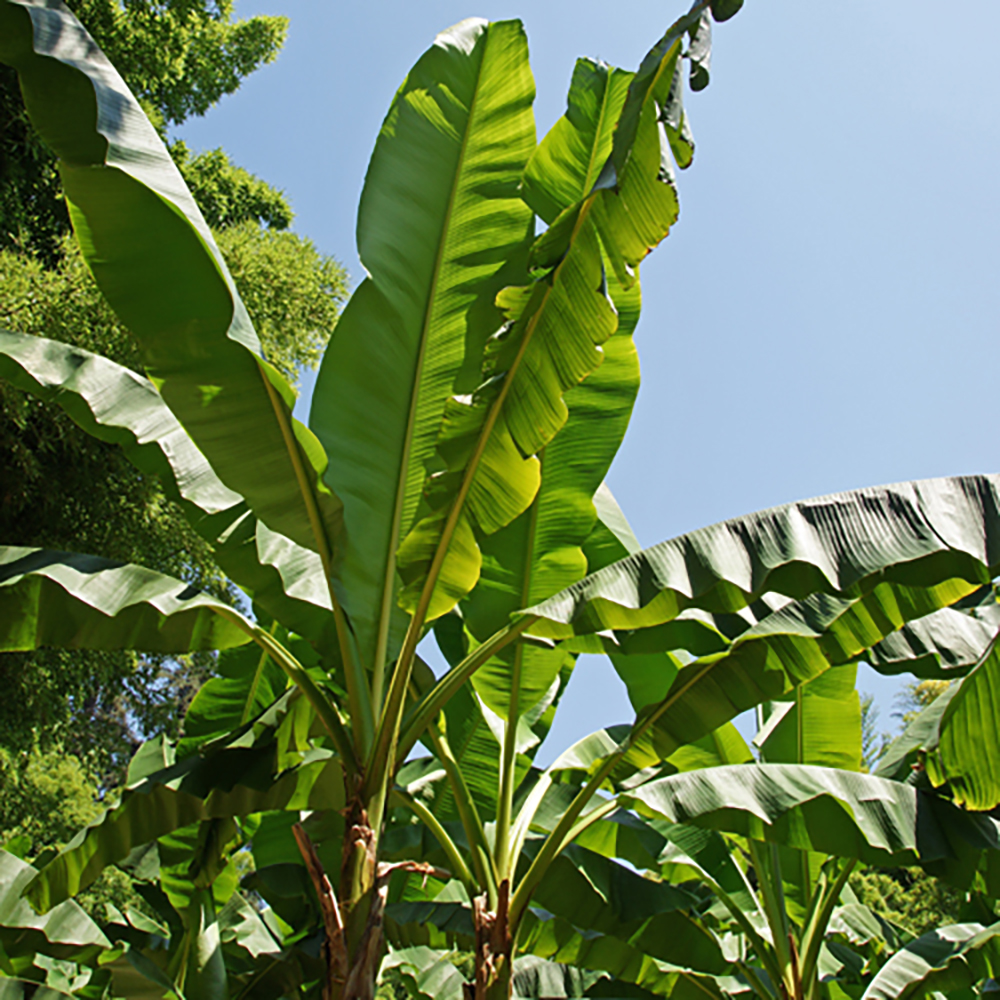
[
  {"left": 512, "top": 954, "right": 607, "bottom": 999},
  {"left": 26, "top": 724, "right": 344, "bottom": 911},
  {"left": 865, "top": 586, "right": 1000, "bottom": 680},
  {"left": 527, "top": 840, "right": 703, "bottom": 945},
  {"left": 874, "top": 686, "right": 959, "bottom": 783},
  {"left": 0, "top": 331, "right": 339, "bottom": 653},
  {"left": 0, "top": 981, "right": 79, "bottom": 1000},
  {"left": 519, "top": 906, "right": 729, "bottom": 998},
  {"left": 177, "top": 628, "right": 325, "bottom": 756},
  {"left": 925, "top": 634, "right": 1000, "bottom": 810},
  {"left": 622, "top": 763, "right": 1000, "bottom": 871},
  {"left": 861, "top": 922, "right": 1000, "bottom": 1000},
  {"left": 0, "top": 547, "right": 251, "bottom": 654},
  {"left": 0, "top": 852, "right": 110, "bottom": 963},
  {"left": 0, "top": 0, "right": 343, "bottom": 564},
  {"left": 309, "top": 17, "right": 536, "bottom": 670}
]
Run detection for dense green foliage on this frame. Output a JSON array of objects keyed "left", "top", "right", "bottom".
[{"left": 0, "top": 0, "right": 346, "bottom": 779}]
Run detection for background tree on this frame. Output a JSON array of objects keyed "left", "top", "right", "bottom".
[{"left": 0, "top": 0, "right": 348, "bottom": 780}]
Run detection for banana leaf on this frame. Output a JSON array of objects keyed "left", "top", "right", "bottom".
[
  {"left": 309, "top": 17, "right": 536, "bottom": 670},
  {"left": 861, "top": 922, "right": 1000, "bottom": 1000},
  {"left": 0, "top": 547, "right": 251, "bottom": 654},
  {"left": 0, "top": 0, "right": 343, "bottom": 565},
  {"left": 0, "top": 331, "right": 339, "bottom": 653}
]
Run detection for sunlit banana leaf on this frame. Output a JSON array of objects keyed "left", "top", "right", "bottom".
[
  {"left": 309, "top": 17, "right": 536, "bottom": 669},
  {"left": 397, "top": 5, "right": 710, "bottom": 620},
  {"left": 861, "top": 921, "right": 1000, "bottom": 1000},
  {"left": 519, "top": 476, "right": 1000, "bottom": 768},
  {"left": 526, "top": 476, "right": 1000, "bottom": 639},
  {"left": 0, "top": 547, "right": 251, "bottom": 654},
  {"left": 463, "top": 53, "right": 642, "bottom": 724},
  {"left": 0, "top": 0, "right": 343, "bottom": 564},
  {"left": 0, "top": 331, "right": 340, "bottom": 652}
]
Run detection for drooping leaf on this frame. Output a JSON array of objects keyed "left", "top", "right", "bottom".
[
  {"left": 623, "top": 763, "right": 1000, "bottom": 871},
  {"left": 526, "top": 476, "right": 1000, "bottom": 641},
  {"left": 0, "top": 547, "right": 251, "bottom": 654},
  {"left": 0, "top": 331, "right": 340, "bottom": 653},
  {"left": 26, "top": 725, "right": 344, "bottom": 911},
  {"left": 865, "top": 586, "right": 1000, "bottom": 680},
  {"left": 0, "top": 0, "right": 343, "bottom": 566},
  {"left": 309, "top": 17, "right": 536, "bottom": 671},
  {"left": 519, "top": 476, "right": 1000, "bottom": 765},
  {"left": 0, "top": 852, "right": 110, "bottom": 963},
  {"left": 925, "top": 634, "right": 1000, "bottom": 810},
  {"left": 861, "top": 922, "right": 1000, "bottom": 1000}
]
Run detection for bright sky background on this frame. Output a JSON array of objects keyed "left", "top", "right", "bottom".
[{"left": 178, "top": 0, "right": 1000, "bottom": 761}]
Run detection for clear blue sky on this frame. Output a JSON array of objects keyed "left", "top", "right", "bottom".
[{"left": 178, "top": 0, "right": 1000, "bottom": 760}]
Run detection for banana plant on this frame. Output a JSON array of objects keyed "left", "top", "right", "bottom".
[
  {"left": 4, "top": 0, "right": 1000, "bottom": 998},
  {"left": 0, "top": 0, "right": 749, "bottom": 996}
]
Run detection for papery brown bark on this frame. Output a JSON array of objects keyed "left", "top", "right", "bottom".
[{"left": 464, "top": 879, "right": 512, "bottom": 1000}]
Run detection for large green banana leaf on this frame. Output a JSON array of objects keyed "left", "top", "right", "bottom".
[
  {"left": 309, "top": 17, "right": 536, "bottom": 673},
  {"left": 0, "top": 331, "right": 340, "bottom": 653},
  {"left": 463, "top": 54, "right": 641, "bottom": 725},
  {"left": 526, "top": 476, "right": 1000, "bottom": 639},
  {"left": 0, "top": 852, "right": 110, "bottom": 963},
  {"left": 861, "top": 922, "right": 1000, "bottom": 1000},
  {"left": 0, "top": 547, "right": 251, "bottom": 653},
  {"left": 0, "top": 0, "right": 343, "bottom": 566},
  {"left": 395, "top": 10, "right": 701, "bottom": 623},
  {"left": 622, "top": 763, "right": 1000, "bottom": 871},
  {"left": 518, "top": 906, "right": 729, "bottom": 1000},
  {"left": 516, "top": 476, "right": 1000, "bottom": 769}
]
